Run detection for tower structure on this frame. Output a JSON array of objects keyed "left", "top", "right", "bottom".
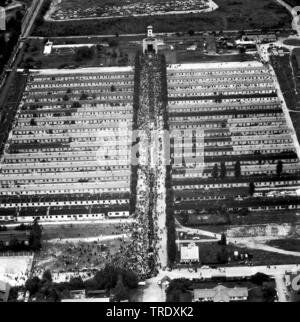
[{"left": 143, "top": 25, "right": 158, "bottom": 54}]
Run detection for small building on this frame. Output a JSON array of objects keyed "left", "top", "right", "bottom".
[
  {"left": 187, "top": 44, "right": 197, "bottom": 51},
  {"left": 159, "top": 276, "right": 171, "bottom": 288},
  {"left": 180, "top": 243, "right": 199, "bottom": 263},
  {"left": 61, "top": 289, "right": 111, "bottom": 302},
  {"left": 43, "top": 40, "right": 53, "bottom": 55},
  {"left": 0, "top": 280, "right": 11, "bottom": 302},
  {"left": 0, "top": 231, "right": 30, "bottom": 247},
  {"left": 193, "top": 285, "right": 248, "bottom": 302},
  {"left": 61, "top": 297, "right": 110, "bottom": 302},
  {"left": 241, "top": 33, "right": 277, "bottom": 44},
  {"left": 143, "top": 26, "right": 159, "bottom": 54}
]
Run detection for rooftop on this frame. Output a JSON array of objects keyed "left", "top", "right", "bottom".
[{"left": 194, "top": 285, "right": 248, "bottom": 302}]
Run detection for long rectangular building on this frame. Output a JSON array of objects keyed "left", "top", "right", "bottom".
[
  {"left": 0, "top": 67, "right": 134, "bottom": 222},
  {"left": 167, "top": 61, "right": 300, "bottom": 214}
]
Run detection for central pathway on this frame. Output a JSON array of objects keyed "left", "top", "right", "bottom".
[{"left": 135, "top": 53, "right": 168, "bottom": 271}]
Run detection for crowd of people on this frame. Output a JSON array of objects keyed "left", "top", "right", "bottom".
[{"left": 110, "top": 53, "right": 168, "bottom": 279}]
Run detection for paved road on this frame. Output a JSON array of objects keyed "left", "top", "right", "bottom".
[
  {"left": 21, "top": 0, "right": 45, "bottom": 39},
  {"left": 142, "top": 264, "right": 299, "bottom": 302},
  {"left": 176, "top": 220, "right": 300, "bottom": 256},
  {"left": 47, "top": 233, "right": 128, "bottom": 244}
]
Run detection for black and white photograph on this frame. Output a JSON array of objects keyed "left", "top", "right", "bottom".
[{"left": 0, "top": 0, "right": 300, "bottom": 307}]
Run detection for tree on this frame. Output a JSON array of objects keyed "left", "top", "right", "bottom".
[
  {"left": 217, "top": 246, "right": 228, "bottom": 264},
  {"left": 74, "top": 47, "right": 94, "bottom": 61},
  {"left": 25, "top": 276, "right": 41, "bottom": 296},
  {"left": 80, "top": 93, "right": 88, "bottom": 100},
  {"left": 251, "top": 273, "right": 270, "bottom": 286},
  {"left": 220, "top": 233, "right": 227, "bottom": 246},
  {"left": 113, "top": 275, "right": 129, "bottom": 302},
  {"left": 108, "top": 39, "right": 119, "bottom": 47},
  {"left": 235, "top": 160, "right": 241, "bottom": 178},
  {"left": 212, "top": 163, "right": 219, "bottom": 179},
  {"left": 239, "top": 46, "right": 246, "bottom": 54},
  {"left": 42, "top": 270, "right": 52, "bottom": 283},
  {"left": 29, "top": 218, "right": 42, "bottom": 251},
  {"left": 63, "top": 94, "right": 69, "bottom": 101},
  {"left": 276, "top": 160, "right": 283, "bottom": 177},
  {"left": 30, "top": 118, "right": 37, "bottom": 126},
  {"left": 9, "top": 238, "right": 20, "bottom": 251},
  {"left": 220, "top": 162, "right": 226, "bottom": 179},
  {"left": 263, "top": 285, "right": 277, "bottom": 302},
  {"left": 249, "top": 182, "right": 255, "bottom": 196},
  {"left": 69, "top": 276, "right": 84, "bottom": 290},
  {"left": 71, "top": 101, "right": 81, "bottom": 109},
  {"left": 122, "top": 270, "right": 138, "bottom": 289},
  {"left": 110, "top": 85, "right": 116, "bottom": 92},
  {"left": 188, "top": 29, "right": 195, "bottom": 36}
]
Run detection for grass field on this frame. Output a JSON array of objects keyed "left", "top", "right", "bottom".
[
  {"left": 20, "top": 39, "right": 138, "bottom": 68},
  {"left": 271, "top": 54, "right": 300, "bottom": 111},
  {"left": 41, "top": 222, "right": 128, "bottom": 240},
  {"left": 267, "top": 239, "right": 300, "bottom": 252},
  {"left": 33, "top": 0, "right": 292, "bottom": 36},
  {"left": 284, "top": 38, "right": 300, "bottom": 46}
]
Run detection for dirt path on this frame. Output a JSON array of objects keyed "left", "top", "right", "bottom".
[
  {"left": 176, "top": 220, "right": 300, "bottom": 257},
  {"left": 47, "top": 233, "right": 128, "bottom": 244}
]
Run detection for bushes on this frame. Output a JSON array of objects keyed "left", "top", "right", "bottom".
[
  {"left": 74, "top": 47, "right": 95, "bottom": 62},
  {"left": 166, "top": 165, "right": 176, "bottom": 265},
  {"left": 25, "top": 265, "right": 138, "bottom": 302},
  {"left": 0, "top": 219, "right": 42, "bottom": 252}
]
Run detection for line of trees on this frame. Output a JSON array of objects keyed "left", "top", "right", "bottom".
[
  {"left": 212, "top": 161, "right": 242, "bottom": 179},
  {"left": 24, "top": 265, "right": 139, "bottom": 302},
  {"left": 130, "top": 52, "right": 142, "bottom": 214},
  {"left": 0, "top": 219, "right": 42, "bottom": 252}
]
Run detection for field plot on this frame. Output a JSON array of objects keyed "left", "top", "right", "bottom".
[
  {"left": 21, "top": 39, "right": 138, "bottom": 69},
  {"left": 167, "top": 61, "right": 300, "bottom": 226},
  {"left": 34, "top": 0, "right": 292, "bottom": 36},
  {"left": 42, "top": 222, "right": 129, "bottom": 240},
  {"left": 267, "top": 238, "right": 300, "bottom": 252},
  {"left": 47, "top": 0, "right": 216, "bottom": 20},
  {"left": 0, "top": 67, "right": 135, "bottom": 223}
]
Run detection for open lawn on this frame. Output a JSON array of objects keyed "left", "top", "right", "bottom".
[
  {"left": 33, "top": 0, "right": 292, "bottom": 36},
  {"left": 267, "top": 238, "right": 300, "bottom": 252},
  {"left": 284, "top": 38, "right": 300, "bottom": 46},
  {"left": 20, "top": 39, "right": 138, "bottom": 68},
  {"left": 271, "top": 54, "right": 300, "bottom": 111},
  {"left": 42, "top": 222, "right": 129, "bottom": 240}
]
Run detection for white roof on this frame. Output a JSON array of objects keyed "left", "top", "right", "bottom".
[
  {"left": 180, "top": 243, "right": 199, "bottom": 261},
  {"left": 61, "top": 297, "right": 110, "bottom": 302}
]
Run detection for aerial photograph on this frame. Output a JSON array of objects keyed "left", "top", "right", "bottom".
[{"left": 0, "top": 0, "right": 300, "bottom": 307}]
